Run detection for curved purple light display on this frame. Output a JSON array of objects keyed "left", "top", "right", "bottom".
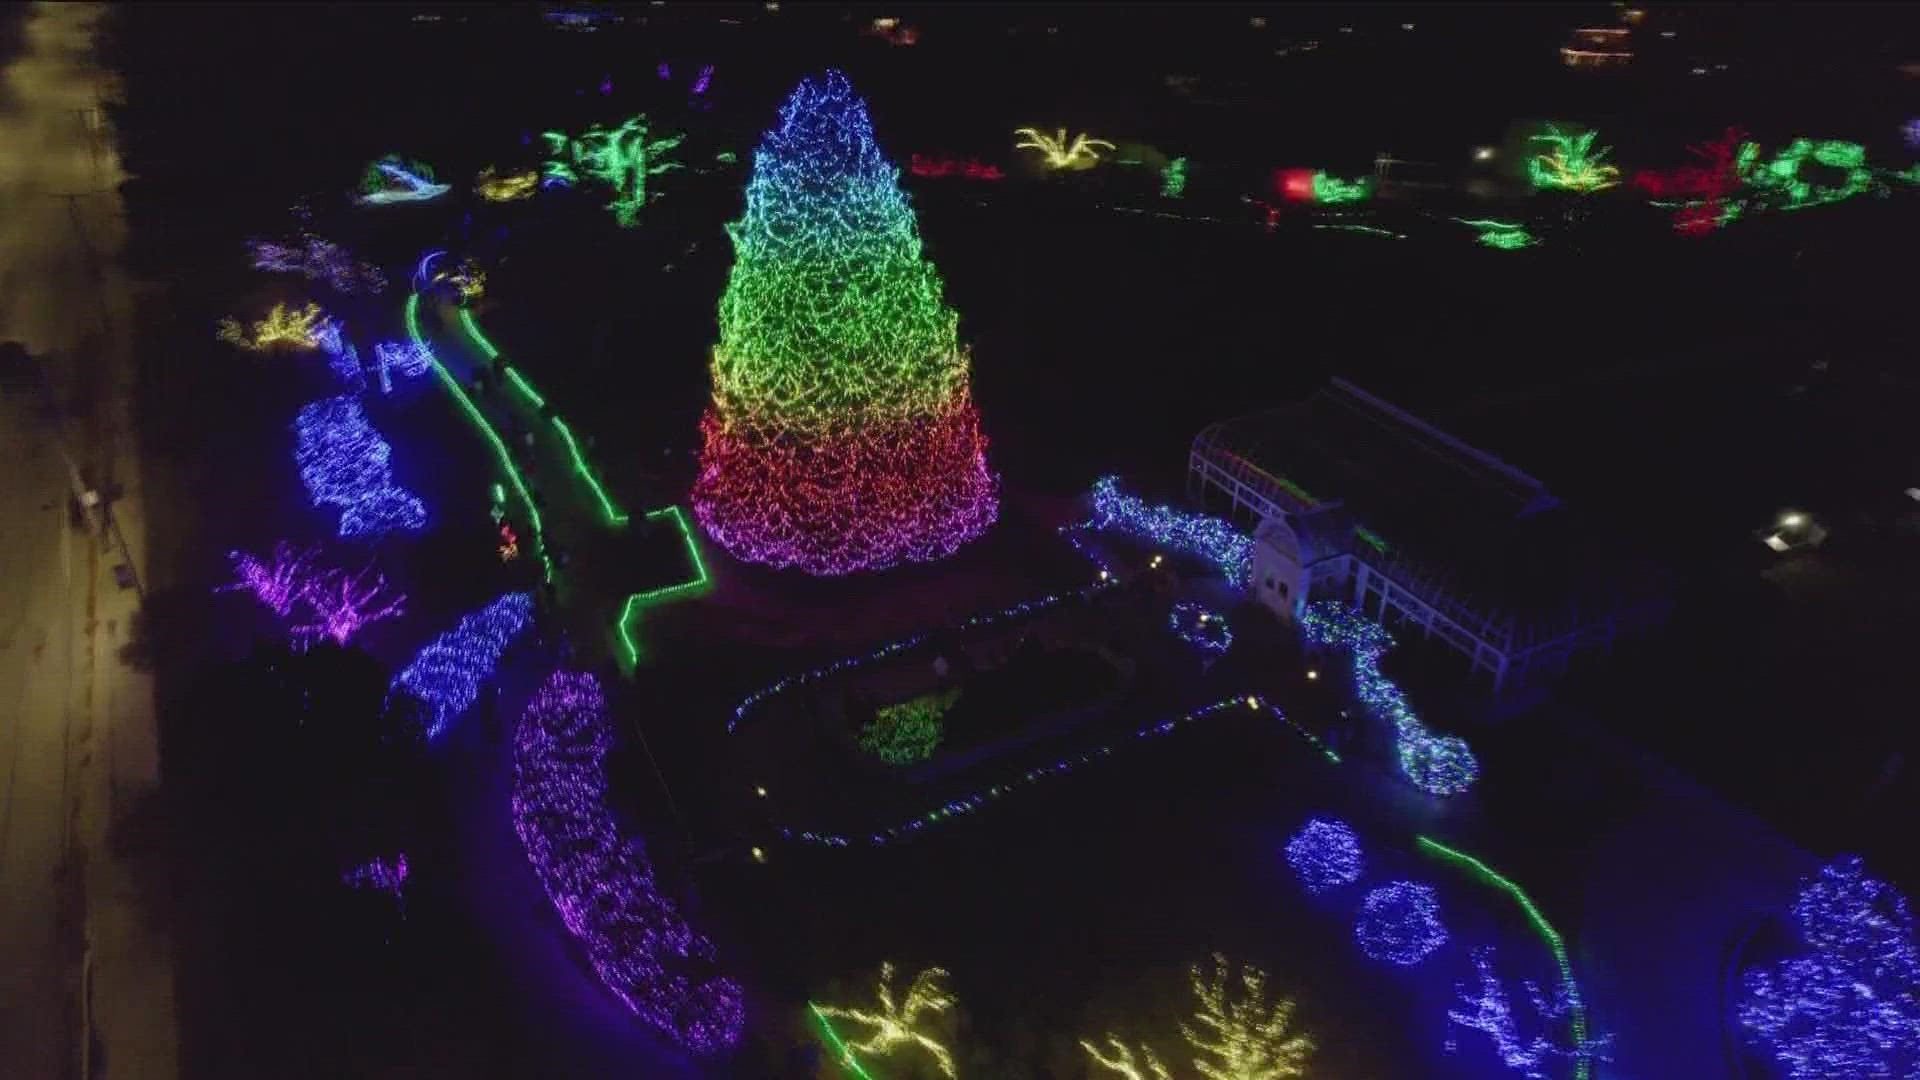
[{"left": 512, "top": 671, "right": 745, "bottom": 1053}]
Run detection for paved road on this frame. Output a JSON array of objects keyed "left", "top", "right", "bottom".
[{"left": 0, "top": 5, "right": 174, "bottom": 1077}]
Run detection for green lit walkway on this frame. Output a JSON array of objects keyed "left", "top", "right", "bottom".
[{"left": 407, "top": 287, "right": 709, "bottom": 666}]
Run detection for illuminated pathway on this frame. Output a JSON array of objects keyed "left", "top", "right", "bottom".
[{"left": 405, "top": 282, "right": 708, "bottom": 665}]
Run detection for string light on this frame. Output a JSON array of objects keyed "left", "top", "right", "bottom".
[
  {"left": 1354, "top": 881, "right": 1449, "bottom": 966},
  {"left": 247, "top": 236, "right": 387, "bottom": 294},
  {"left": 1080, "top": 476, "right": 1252, "bottom": 588},
  {"left": 293, "top": 563, "right": 405, "bottom": 647},
  {"left": 1527, "top": 125, "right": 1620, "bottom": 192},
  {"left": 405, "top": 292, "right": 552, "bottom": 582},
  {"left": 1631, "top": 128, "right": 1746, "bottom": 235},
  {"left": 1446, "top": 946, "right": 1612, "bottom": 1077},
  {"left": 1014, "top": 126, "right": 1117, "bottom": 169},
  {"left": 1161, "top": 157, "right": 1189, "bottom": 198},
  {"left": 810, "top": 1003, "right": 880, "bottom": 1080},
  {"left": 433, "top": 259, "right": 486, "bottom": 302},
  {"left": 1416, "top": 836, "right": 1592, "bottom": 1080},
  {"left": 542, "top": 114, "right": 685, "bottom": 226},
  {"left": 1300, "top": 601, "right": 1479, "bottom": 796},
  {"left": 1310, "top": 171, "right": 1371, "bottom": 204},
  {"left": 1738, "top": 856, "right": 1920, "bottom": 1079},
  {"left": 474, "top": 165, "right": 539, "bottom": 202},
  {"left": 355, "top": 155, "right": 450, "bottom": 205},
  {"left": 341, "top": 853, "right": 409, "bottom": 915},
  {"left": 388, "top": 592, "right": 533, "bottom": 740},
  {"left": 1169, "top": 600, "right": 1233, "bottom": 655},
  {"left": 1313, "top": 223, "right": 1404, "bottom": 239},
  {"left": 1740, "top": 137, "right": 1881, "bottom": 212},
  {"left": 860, "top": 687, "right": 958, "bottom": 764},
  {"left": 778, "top": 697, "right": 1275, "bottom": 849},
  {"left": 219, "top": 543, "right": 318, "bottom": 617},
  {"left": 908, "top": 153, "right": 1005, "bottom": 181},
  {"left": 729, "top": 581, "right": 1115, "bottom": 734},
  {"left": 292, "top": 395, "right": 428, "bottom": 539},
  {"left": 692, "top": 71, "right": 997, "bottom": 575},
  {"left": 512, "top": 672, "right": 745, "bottom": 1053},
  {"left": 1081, "top": 1035, "right": 1172, "bottom": 1080},
  {"left": 815, "top": 962, "right": 956, "bottom": 1078},
  {"left": 217, "top": 302, "right": 327, "bottom": 351},
  {"left": 691, "top": 63, "right": 713, "bottom": 96},
  {"left": 373, "top": 341, "right": 434, "bottom": 386},
  {"left": 614, "top": 506, "right": 713, "bottom": 665},
  {"left": 1180, "top": 953, "right": 1316, "bottom": 1079},
  {"left": 1284, "top": 817, "right": 1363, "bottom": 894}
]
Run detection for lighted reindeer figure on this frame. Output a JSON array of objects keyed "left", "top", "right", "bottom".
[{"left": 815, "top": 962, "right": 958, "bottom": 1078}]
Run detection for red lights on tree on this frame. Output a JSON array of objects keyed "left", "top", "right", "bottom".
[
  {"left": 1632, "top": 128, "right": 1745, "bottom": 236},
  {"left": 909, "top": 154, "right": 1005, "bottom": 181}
]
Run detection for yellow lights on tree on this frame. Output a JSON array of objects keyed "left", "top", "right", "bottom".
[
  {"left": 1180, "top": 954, "right": 1315, "bottom": 1080},
  {"left": 1527, "top": 124, "right": 1621, "bottom": 192},
  {"left": 1014, "top": 126, "right": 1117, "bottom": 170},
  {"left": 474, "top": 165, "right": 539, "bottom": 202},
  {"left": 815, "top": 962, "right": 958, "bottom": 1078},
  {"left": 1082, "top": 1035, "right": 1172, "bottom": 1080},
  {"left": 216, "top": 302, "right": 326, "bottom": 351}
]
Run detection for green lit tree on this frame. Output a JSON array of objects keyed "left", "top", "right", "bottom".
[{"left": 542, "top": 114, "right": 685, "bottom": 226}]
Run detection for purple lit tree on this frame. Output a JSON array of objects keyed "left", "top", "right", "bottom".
[
  {"left": 221, "top": 543, "right": 320, "bottom": 616},
  {"left": 294, "top": 564, "right": 406, "bottom": 646}
]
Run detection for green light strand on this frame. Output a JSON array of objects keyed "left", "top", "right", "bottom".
[
  {"left": 1312, "top": 223, "right": 1403, "bottom": 239},
  {"left": 1416, "top": 836, "right": 1591, "bottom": 1080},
  {"left": 615, "top": 506, "right": 713, "bottom": 666},
  {"left": 455, "top": 307, "right": 626, "bottom": 524},
  {"left": 1355, "top": 526, "right": 1390, "bottom": 554},
  {"left": 405, "top": 293, "right": 554, "bottom": 582},
  {"left": 810, "top": 1003, "right": 881, "bottom": 1080}
]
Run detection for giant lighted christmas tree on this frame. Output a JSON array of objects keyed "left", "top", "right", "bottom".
[{"left": 691, "top": 71, "right": 997, "bottom": 575}]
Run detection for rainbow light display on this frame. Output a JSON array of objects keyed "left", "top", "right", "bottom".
[
  {"left": 512, "top": 672, "right": 745, "bottom": 1053},
  {"left": 388, "top": 592, "right": 533, "bottom": 740},
  {"left": 356, "top": 155, "right": 450, "bottom": 205},
  {"left": 692, "top": 71, "right": 997, "bottom": 575},
  {"left": 1527, "top": 125, "right": 1621, "bottom": 192},
  {"left": 1082, "top": 476, "right": 1252, "bottom": 588},
  {"left": 1354, "top": 881, "right": 1449, "bottom": 966},
  {"left": 1738, "top": 856, "right": 1920, "bottom": 1079},
  {"left": 1285, "top": 817, "right": 1364, "bottom": 894},
  {"left": 1300, "top": 601, "right": 1479, "bottom": 796},
  {"left": 247, "top": 236, "right": 387, "bottom": 294},
  {"left": 1447, "top": 945, "right": 1612, "bottom": 1077},
  {"left": 292, "top": 396, "right": 428, "bottom": 539}
]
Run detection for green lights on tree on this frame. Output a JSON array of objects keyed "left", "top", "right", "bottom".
[
  {"left": 543, "top": 114, "right": 686, "bottom": 226},
  {"left": 1740, "top": 137, "right": 1880, "bottom": 211},
  {"left": 1528, "top": 125, "right": 1620, "bottom": 192},
  {"left": 1454, "top": 218, "right": 1538, "bottom": 250},
  {"left": 1310, "top": 172, "right": 1371, "bottom": 204},
  {"left": 1161, "top": 157, "right": 1189, "bottom": 198}
]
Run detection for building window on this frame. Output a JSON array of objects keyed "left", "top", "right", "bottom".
[{"left": 1277, "top": 580, "right": 1290, "bottom": 599}]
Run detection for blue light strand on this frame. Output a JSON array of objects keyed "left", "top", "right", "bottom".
[
  {"left": 1168, "top": 600, "right": 1233, "bottom": 656},
  {"left": 779, "top": 696, "right": 1282, "bottom": 849},
  {"left": 1738, "top": 856, "right": 1920, "bottom": 1078},
  {"left": 728, "top": 579, "right": 1118, "bottom": 734},
  {"left": 1078, "top": 475, "right": 1252, "bottom": 588},
  {"left": 292, "top": 395, "right": 427, "bottom": 539},
  {"left": 1285, "top": 817, "right": 1364, "bottom": 894},
  {"left": 1298, "top": 600, "right": 1479, "bottom": 796},
  {"left": 388, "top": 592, "right": 534, "bottom": 739},
  {"left": 1354, "top": 881, "right": 1450, "bottom": 966}
]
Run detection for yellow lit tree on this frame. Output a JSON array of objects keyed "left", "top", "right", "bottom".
[
  {"left": 1179, "top": 954, "right": 1314, "bottom": 1080},
  {"left": 1081, "top": 1034, "right": 1173, "bottom": 1080},
  {"left": 1014, "top": 127, "right": 1116, "bottom": 170},
  {"left": 215, "top": 302, "right": 326, "bottom": 351},
  {"left": 815, "top": 962, "right": 958, "bottom": 1078}
]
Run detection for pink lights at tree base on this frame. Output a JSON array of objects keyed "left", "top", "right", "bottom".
[{"left": 693, "top": 404, "right": 996, "bottom": 575}]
